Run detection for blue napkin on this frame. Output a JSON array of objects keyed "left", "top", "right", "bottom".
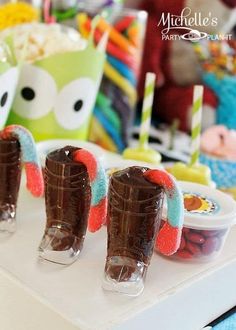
[{"left": 213, "top": 312, "right": 236, "bottom": 329}]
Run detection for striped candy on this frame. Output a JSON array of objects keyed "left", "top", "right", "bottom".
[
  {"left": 144, "top": 169, "right": 184, "bottom": 256},
  {"left": 73, "top": 149, "right": 108, "bottom": 233},
  {"left": 139, "top": 72, "right": 156, "bottom": 149},
  {"left": 0, "top": 125, "right": 44, "bottom": 197},
  {"left": 190, "top": 85, "right": 204, "bottom": 166}
]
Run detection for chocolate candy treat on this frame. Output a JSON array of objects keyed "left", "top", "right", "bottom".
[
  {"left": 176, "top": 227, "right": 227, "bottom": 260},
  {"left": 160, "top": 220, "right": 228, "bottom": 261},
  {"left": 39, "top": 146, "right": 91, "bottom": 264},
  {"left": 104, "top": 166, "right": 164, "bottom": 294},
  {"left": 0, "top": 138, "right": 21, "bottom": 233}
]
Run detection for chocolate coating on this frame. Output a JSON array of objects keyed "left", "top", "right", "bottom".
[
  {"left": 44, "top": 146, "right": 91, "bottom": 251},
  {"left": 0, "top": 138, "right": 21, "bottom": 207},
  {"left": 106, "top": 166, "right": 164, "bottom": 280}
]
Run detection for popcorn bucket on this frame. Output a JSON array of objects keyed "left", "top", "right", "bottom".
[{"left": 4, "top": 23, "right": 106, "bottom": 141}]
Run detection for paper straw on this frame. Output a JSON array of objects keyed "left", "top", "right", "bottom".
[
  {"left": 139, "top": 72, "right": 156, "bottom": 149},
  {"left": 190, "top": 85, "right": 204, "bottom": 166}
]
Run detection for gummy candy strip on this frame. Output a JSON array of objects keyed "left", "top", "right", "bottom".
[
  {"left": 107, "top": 55, "right": 137, "bottom": 86},
  {"left": 90, "top": 117, "right": 118, "bottom": 153},
  {"left": 98, "top": 18, "right": 136, "bottom": 56},
  {"left": 0, "top": 125, "right": 44, "bottom": 197},
  {"left": 94, "top": 107, "right": 125, "bottom": 153},
  {"left": 73, "top": 149, "right": 108, "bottom": 233},
  {"left": 79, "top": 15, "right": 138, "bottom": 71},
  {"left": 104, "top": 62, "right": 137, "bottom": 106},
  {"left": 144, "top": 169, "right": 184, "bottom": 256}
]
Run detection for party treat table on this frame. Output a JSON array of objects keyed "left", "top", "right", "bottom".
[{"left": 0, "top": 169, "right": 236, "bottom": 330}]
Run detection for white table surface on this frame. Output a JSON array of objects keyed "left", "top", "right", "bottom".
[{"left": 0, "top": 177, "right": 236, "bottom": 330}]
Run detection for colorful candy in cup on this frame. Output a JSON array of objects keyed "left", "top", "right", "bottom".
[
  {"left": 159, "top": 181, "right": 236, "bottom": 262},
  {"left": 200, "top": 125, "right": 236, "bottom": 188},
  {"left": 103, "top": 167, "right": 184, "bottom": 296},
  {"left": 76, "top": 8, "right": 147, "bottom": 152},
  {"left": 0, "top": 125, "right": 44, "bottom": 233},
  {"left": 38, "top": 146, "right": 107, "bottom": 265}
]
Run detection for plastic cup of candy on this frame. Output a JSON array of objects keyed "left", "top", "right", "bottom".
[
  {"left": 76, "top": 3, "right": 147, "bottom": 152},
  {"left": 160, "top": 181, "right": 236, "bottom": 262}
]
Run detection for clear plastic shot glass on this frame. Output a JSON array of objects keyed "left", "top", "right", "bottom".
[
  {"left": 38, "top": 146, "right": 91, "bottom": 265},
  {"left": 0, "top": 138, "right": 21, "bottom": 233},
  {"left": 102, "top": 166, "right": 164, "bottom": 296}
]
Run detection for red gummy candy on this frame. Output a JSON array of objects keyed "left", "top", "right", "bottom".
[
  {"left": 201, "top": 237, "right": 220, "bottom": 255},
  {"left": 179, "top": 236, "right": 186, "bottom": 251},
  {"left": 187, "top": 232, "right": 205, "bottom": 245},
  {"left": 182, "top": 227, "right": 190, "bottom": 234},
  {"left": 186, "top": 241, "right": 201, "bottom": 256},
  {"left": 176, "top": 250, "right": 193, "bottom": 259},
  {"left": 160, "top": 219, "right": 165, "bottom": 228},
  {"left": 156, "top": 222, "right": 181, "bottom": 256}
]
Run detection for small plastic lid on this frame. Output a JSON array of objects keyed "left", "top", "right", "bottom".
[{"left": 163, "top": 181, "right": 236, "bottom": 230}]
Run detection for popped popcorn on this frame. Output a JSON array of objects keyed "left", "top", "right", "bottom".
[{"left": 0, "top": 23, "right": 87, "bottom": 63}]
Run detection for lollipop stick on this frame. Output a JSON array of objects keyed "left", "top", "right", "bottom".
[
  {"left": 190, "top": 85, "right": 204, "bottom": 166},
  {"left": 122, "top": 72, "right": 161, "bottom": 164},
  {"left": 139, "top": 72, "right": 156, "bottom": 149}
]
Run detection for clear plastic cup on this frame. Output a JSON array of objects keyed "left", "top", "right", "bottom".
[
  {"left": 102, "top": 166, "right": 164, "bottom": 296},
  {"left": 160, "top": 181, "right": 236, "bottom": 262},
  {"left": 38, "top": 146, "right": 91, "bottom": 265},
  {"left": 75, "top": 4, "right": 147, "bottom": 152},
  {"left": 0, "top": 139, "right": 21, "bottom": 233}
]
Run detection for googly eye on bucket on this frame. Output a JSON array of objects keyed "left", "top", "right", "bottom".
[{"left": 158, "top": 181, "right": 236, "bottom": 262}]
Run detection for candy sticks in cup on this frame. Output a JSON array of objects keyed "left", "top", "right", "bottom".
[{"left": 123, "top": 72, "right": 161, "bottom": 164}]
